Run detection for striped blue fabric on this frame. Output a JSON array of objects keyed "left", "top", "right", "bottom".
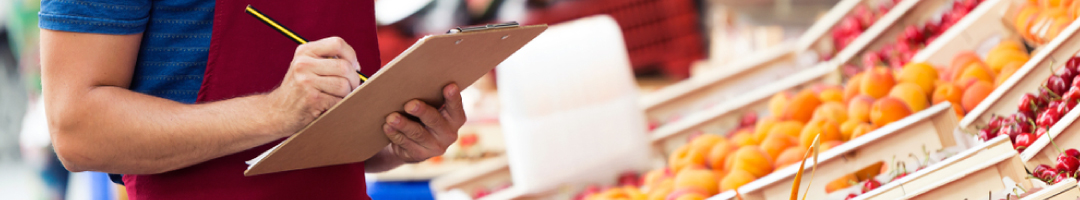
[{"left": 40, "top": 0, "right": 213, "bottom": 104}]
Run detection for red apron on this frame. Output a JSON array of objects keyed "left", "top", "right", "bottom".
[{"left": 122, "top": 0, "right": 381, "bottom": 199}]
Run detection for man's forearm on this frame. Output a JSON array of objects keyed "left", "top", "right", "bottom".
[{"left": 48, "top": 86, "right": 286, "bottom": 174}]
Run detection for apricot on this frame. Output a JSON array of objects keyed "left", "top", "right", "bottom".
[
  {"left": 898, "top": 62, "right": 939, "bottom": 94},
  {"left": 731, "top": 146, "right": 774, "bottom": 178},
  {"left": 800, "top": 119, "right": 842, "bottom": 148},
  {"left": 995, "top": 62, "right": 1024, "bottom": 87},
  {"left": 774, "top": 147, "right": 806, "bottom": 169},
  {"left": 820, "top": 140, "right": 844, "bottom": 152},
  {"left": 960, "top": 63, "right": 996, "bottom": 85},
  {"left": 812, "top": 101, "right": 848, "bottom": 123},
  {"left": 720, "top": 170, "right": 757, "bottom": 192},
  {"left": 669, "top": 145, "right": 706, "bottom": 174},
  {"left": 673, "top": 169, "right": 720, "bottom": 195},
  {"left": 768, "top": 121, "right": 805, "bottom": 138},
  {"left": 962, "top": 81, "right": 994, "bottom": 112},
  {"left": 844, "top": 73, "right": 865, "bottom": 103},
  {"left": 759, "top": 133, "right": 797, "bottom": 160},
  {"left": 888, "top": 82, "right": 930, "bottom": 112},
  {"left": 752, "top": 116, "right": 778, "bottom": 144},
  {"left": 689, "top": 134, "right": 725, "bottom": 157},
  {"left": 819, "top": 87, "right": 844, "bottom": 103},
  {"left": 706, "top": 141, "right": 735, "bottom": 170},
  {"left": 993, "top": 40, "right": 1025, "bottom": 52},
  {"left": 870, "top": 97, "right": 913, "bottom": 127},
  {"left": 784, "top": 90, "right": 824, "bottom": 123},
  {"left": 932, "top": 82, "right": 963, "bottom": 106},
  {"left": 860, "top": 67, "right": 897, "bottom": 99},
  {"left": 850, "top": 123, "right": 874, "bottom": 140},
  {"left": 647, "top": 179, "right": 675, "bottom": 200},
  {"left": 642, "top": 169, "right": 673, "bottom": 190},
  {"left": 947, "top": 52, "right": 984, "bottom": 81},
  {"left": 731, "top": 130, "right": 758, "bottom": 146},
  {"left": 840, "top": 120, "right": 860, "bottom": 141},
  {"left": 847, "top": 95, "right": 875, "bottom": 123},
  {"left": 986, "top": 48, "right": 1029, "bottom": 74},
  {"left": 673, "top": 194, "right": 708, "bottom": 200},
  {"left": 768, "top": 92, "right": 793, "bottom": 118}
]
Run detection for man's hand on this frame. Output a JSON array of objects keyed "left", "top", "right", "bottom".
[
  {"left": 382, "top": 84, "right": 467, "bottom": 163},
  {"left": 265, "top": 37, "right": 362, "bottom": 137}
]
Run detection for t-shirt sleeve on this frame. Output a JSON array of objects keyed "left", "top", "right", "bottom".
[{"left": 38, "top": 0, "right": 152, "bottom": 35}]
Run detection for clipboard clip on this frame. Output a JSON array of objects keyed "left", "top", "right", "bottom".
[{"left": 447, "top": 22, "right": 520, "bottom": 34}]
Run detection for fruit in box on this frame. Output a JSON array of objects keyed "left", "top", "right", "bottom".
[
  {"left": 760, "top": 133, "right": 797, "bottom": 160},
  {"left": 840, "top": 120, "right": 861, "bottom": 140},
  {"left": 800, "top": 119, "right": 842, "bottom": 148},
  {"left": 850, "top": 122, "right": 874, "bottom": 140},
  {"left": 706, "top": 141, "right": 735, "bottom": 170},
  {"left": 769, "top": 92, "right": 793, "bottom": 118},
  {"left": 820, "top": 140, "right": 845, "bottom": 152},
  {"left": 688, "top": 134, "right": 724, "bottom": 157},
  {"left": 961, "top": 81, "right": 993, "bottom": 112},
  {"left": 870, "top": 97, "right": 913, "bottom": 127},
  {"left": 731, "top": 146, "right": 774, "bottom": 178},
  {"left": 720, "top": 170, "right": 756, "bottom": 191},
  {"left": 752, "top": 116, "right": 778, "bottom": 143},
  {"left": 673, "top": 169, "right": 719, "bottom": 195},
  {"left": 861, "top": 68, "right": 897, "bottom": 99},
  {"left": 996, "top": 62, "right": 1024, "bottom": 87},
  {"left": 826, "top": 174, "right": 859, "bottom": 193},
  {"left": 813, "top": 102, "right": 849, "bottom": 123},
  {"left": 668, "top": 145, "right": 706, "bottom": 174},
  {"left": 785, "top": 90, "right": 824, "bottom": 123},
  {"left": 769, "top": 121, "right": 805, "bottom": 138},
  {"left": 848, "top": 95, "right": 876, "bottom": 123},
  {"left": 774, "top": 147, "right": 806, "bottom": 169},
  {"left": 845, "top": 74, "right": 865, "bottom": 102},
  {"left": 820, "top": 86, "right": 845, "bottom": 103},
  {"left": 731, "top": 130, "right": 758, "bottom": 146},
  {"left": 889, "top": 82, "right": 930, "bottom": 112},
  {"left": 899, "top": 63, "right": 939, "bottom": 94}
]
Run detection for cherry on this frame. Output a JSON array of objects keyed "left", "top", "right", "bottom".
[
  {"left": 1014, "top": 133, "right": 1035, "bottom": 152},
  {"left": 978, "top": 128, "right": 996, "bottom": 141},
  {"left": 1037, "top": 109, "right": 1061, "bottom": 128},
  {"left": 1055, "top": 172, "right": 1073, "bottom": 184},
  {"left": 740, "top": 112, "right": 758, "bottom": 129},
  {"left": 1061, "top": 67, "right": 1077, "bottom": 86},
  {"left": 1063, "top": 87, "right": 1080, "bottom": 109},
  {"left": 999, "top": 124, "right": 1020, "bottom": 142},
  {"left": 1071, "top": 77, "right": 1080, "bottom": 91},
  {"left": 1057, "top": 155, "right": 1080, "bottom": 173},
  {"left": 988, "top": 115, "right": 1007, "bottom": 131},
  {"left": 903, "top": 25, "right": 924, "bottom": 45},
  {"left": 1066, "top": 149, "right": 1080, "bottom": 159},
  {"left": 846, "top": 194, "right": 859, "bottom": 200},
  {"left": 1049, "top": 75, "right": 1070, "bottom": 97},
  {"left": 1037, "top": 127, "right": 1048, "bottom": 138},
  {"left": 1035, "top": 164, "right": 1056, "bottom": 181},
  {"left": 1013, "top": 112, "right": 1035, "bottom": 133},
  {"left": 1067, "top": 56, "right": 1080, "bottom": 71},
  {"left": 863, "top": 53, "right": 883, "bottom": 69},
  {"left": 924, "top": 21, "right": 940, "bottom": 37},
  {"left": 1019, "top": 93, "right": 1040, "bottom": 117},
  {"left": 862, "top": 179, "right": 881, "bottom": 193}
]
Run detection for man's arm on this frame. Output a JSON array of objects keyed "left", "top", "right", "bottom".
[{"left": 41, "top": 30, "right": 361, "bottom": 174}]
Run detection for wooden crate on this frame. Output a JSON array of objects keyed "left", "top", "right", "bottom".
[
  {"left": 641, "top": 0, "right": 911, "bottom": 134},
  {"left": 909, "top": 0, "right": 1017, "bottom": 67},
  {"left": 1020, "top": 179, "right": 1080, "bottom": 200},
  {"left": 711, "top": 103, "right": 961, "bottom": 200},
  {"left": 856, "top": 136, "right": 1031, "bottom": 199},
  {"left": 958, "top": 2, "right": 1080, "bottom": 131}
]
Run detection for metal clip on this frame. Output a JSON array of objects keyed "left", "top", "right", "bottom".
[{"left": 447, "top": 22, "right": 520, "bottom": 34}]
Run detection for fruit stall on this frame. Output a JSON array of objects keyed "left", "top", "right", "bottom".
[{"left": 423, "top": 0, "right": 1080, "bottom": 199}]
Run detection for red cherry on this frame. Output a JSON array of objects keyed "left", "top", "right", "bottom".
[
  {"left": 988, "top": 115, "right": 1007, "bottom": 131},
  {"left": 1063, "top": 87, "right": 1080, "bottom": 108},
  {"left": 1055, "top": 172, "right": 1073, "bottom": 184},
  {"left": 846, "top": 194, "right": 859, "bottom": 200},
  {"left": 1037, "top": 109, "right": 1061, "bottom": 128},
  {"left": 1057, "top": 155, "right": 1080, "bottom": 173},
  {"left": 1019, "top": 93, "right": 1040, "bottom": 117},
  {"left": 1035, "top": 164, "right": 1056, "bottom": 181},
  {"left": 903, "top": 25, "right": 924, "bottom": 44},
  {"left": 1049, "top": 75, "right": 1070, "bottom": 97},
  {"left": 1013, "top": 113, "right": 1035, "bottom": 133},
  {"left": 1066, "top": 149, "right": 1080, "bottom": 159},
  {"left": 1071, "top": 76, "right": 1080, "bottom": 90},
  {"left": 853, "top": 5, "right": 874, "bottom": 28},
  {"left": 1014, "top": 133, "right": 1035, "bottom": 152},
  {"left": 978, "top": 128, "right": 996, "bottom": 141},
  {"left": 862, "top": 179, "right": 881, "bottom": 193},
  {"left": 863, "top": 53, "right": 883, "bottom": 69},
  {"left": 740, "top": 112, "right": 758, "bottom": 128},
  {"left": 1066, "top": 56, "right": 1080, "bottom": 71},
  {"left": 1060, "top": 67, "right": 1077, "bottom": 86},
  {"left": 1037, "top": 127, "right": 1048, "bottom": 138}
]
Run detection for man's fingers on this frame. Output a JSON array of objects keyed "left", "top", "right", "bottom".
[
  {"left": 383, "top": 124, "right": 423, "bottom": 156},
  {"left": 404, "top": 100, "right": 452, "bottom": 133},
  {"left": 386, "top": 113, "right": 439, "bottom": 150},
  {"left": 440, "top": 84, "right": 467, "bottom": 127},
  {"left": 297, "top": 37, "right": 361, "bottom": 72},
  {"left": 296, "top": 74, "right": 351, "bottom": 98},
  {"left": 294, "top": 57, "right": 359, "bottom": 89}
]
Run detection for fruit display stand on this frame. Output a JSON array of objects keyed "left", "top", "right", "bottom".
[
  {"left": 640, "top": 0, "right": 911, "bottom": 133},
  {"left": 855, "top": 136, "right": 1030, "bottom": 199},
  {"left": 428, "top": 157, "right": 537, "bottom": 200},
  {"left": 908, "top": 0, "right": 1017, "bottom": 67},
  {"left": 708, "top": 103, "right": 962, "bottom": 200}
]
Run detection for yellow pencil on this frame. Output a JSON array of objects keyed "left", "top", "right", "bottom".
[{"left": 245, "top": 5, "right": 369, "bottom": 83}]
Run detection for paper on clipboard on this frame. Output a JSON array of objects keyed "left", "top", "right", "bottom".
[{"left": 243, "top": 23, "right": 547, "bottom": 176}]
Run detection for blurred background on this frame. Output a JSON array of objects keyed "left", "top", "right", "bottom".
[{"left": 0, "top": 0, "right": 842, "bottom": 199}]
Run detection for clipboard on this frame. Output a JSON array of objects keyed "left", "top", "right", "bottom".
[{"left": 244, "top": 23, "right": 548, "bottom": 176}]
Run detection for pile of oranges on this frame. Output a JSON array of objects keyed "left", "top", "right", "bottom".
[
  {"left": 1015, "top": 0, "right": 1080, "bottom": 45},
  {"left": 582, "top": 40, "right": 1030, "bottom": 200}
]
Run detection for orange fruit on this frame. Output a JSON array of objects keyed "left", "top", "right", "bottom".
[
  {"left": 774, "top": 147, "right": 806, "bottom": 169},
  {"left": 800, "top": 119, "right": 842, "bottom": 148},
  {"left": 958, "top": 62, "right": 995, "bottom": 85},
  {"left": 860, "top": 67, "right": 897, "bottom": 99},
  {"left": 932, "top": 82, "right": 964, "bottom": 106},
  {"left": 847, "top": 95, "right": 875, "bottom": 123},
  {"left": 995, "top": 62, "right": 1024, "bottom": 87},
  {"left": 689, "top": 134, "right": 725, "bottom": 156},
  {"left": 669, "top": 145, "right": 706, "bottom": 174},
  {"left": 850, "top": 122, "right": 874, "bottom": 140},
  {"left": 768, "top": 121, "right": 806, "bottom": 138},
  {"left": 825, "top": 174, "right": 859, "bottom": 193},
  {"left": 888, "top": 82, "right": 930, "bottom": 112},
  {"left": 844, "top": 73, "right": 865, "bottom": 103},
  {"left": 871, "top": 97, "right": 914, "bottom": 127},
  {"left": 820, "top": 88, "right": 845, "bottom": 103},
  {"left": 898, "top": 62, "right": 939, "bottom": 95},
  {"left": 820, "top": 140, "right": 844, "bottom": 152},
  {"left": 812, "top": 101, "right": 848, "bottom": 123},
  {"left": 962, "top": 81, "right": 994, "bottom": 112},
  {"left": 706, "top": 141, "right": 735, "bottom": 170},
  {"left": 840, "top": 120, "right": 860, "bottom": 141},
  {"left": 674, "top": 169, "right": 720, "bottom": 195},
  {"left": 784, "top": 90, "right": 824, "bottom": 123},
  {"left": 760, "top": 133, "right": 797, "bottom": 160},
  {"left": 948, "top": 52, "right": 985, "bottom": 81},
  {"left": 752, "top": 116, "right": 778, "bottom": 144},
  {"left": 731, "top": 146, "right": 774, "bottom": 178},
  {"left": 986, "top": 48, "right": 1029, "bottom": 74},
  {"left": 731, "top": 130, "right": 758, "bottom": 146},
  {"left": 720, "top": 170, "right": 757, "bottom": 192},
  {"left": 768, "top": 92, "right": 793, "bottom": 118}
]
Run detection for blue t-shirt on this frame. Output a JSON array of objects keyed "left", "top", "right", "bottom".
[{"left": 39, "top": 0, "right": 213, "bottom": 104}]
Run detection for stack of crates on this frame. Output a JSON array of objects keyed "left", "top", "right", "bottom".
[{"left": 525, "top": 0, "right": 706, "bottom": 79}]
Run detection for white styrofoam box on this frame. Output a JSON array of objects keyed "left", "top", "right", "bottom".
[{"left": 496, "top": 15, "right": 653, "bottom": 195}]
